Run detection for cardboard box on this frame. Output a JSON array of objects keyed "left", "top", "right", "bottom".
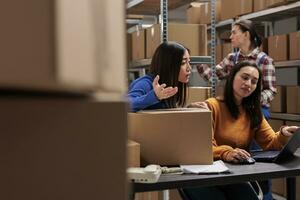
[
  {"left": 268, "top": 119, "right": 284, "bottom": 132},
  {"left": 168, "top": 24, "right": 207, "bottom": 56},
  {"left": 239, "top": 0, "right": 253, "bottom": 16},
  {"left": 220, "top": 0, "right": 237, "bottom": 20},
  {"left": 146, "top": 24, "right": 161, "bottom": 58},
  {"left": 127, "top": 33, "right": 133, "bottom": 63},
  {"left": 266, "top": 0, "right": 295, "bottom": 7},
  {"left": 286, "top": 86, "right": 300, "bottom": 114},
  {"left": 268, "top": 34, "right": 288, "bottom": 61},
  {"left": 186, "top": 3, "right": 202, "bottom": 24},
  {"left": 128, "top": 109, "right": 213, "bottom": 165},
  {"left": 187, "top": 87, "right": 211, "bottom": 105},
  {"left": 272, "top": 177, "right": 300, "bottom": 198},
  {"left": 132, "top": 28, "right": 146, "bottom": 60},
  {"left": 0, "top": 0, "right": 126, "bottom": 94},
  {"left": 127, "top": 140, "right": 140, "bottom": 167},
  {"left": 187, "top": 1, "right": 221, "bottom": 24},
  {"left": 270, "top": 86, "right": 286, "bottom": 113},
  {"left": 216, "top": 44, "right": 223, "bottom": 64},
  {"left": 222, "top": 43, "right": 233, "bottom": 57},
  {"left": 1, "top": 98, "right": 127, "bottom": 200},
  {"left": 254, "top": 0, "right": 268, "bottom": 11},
  {"left": 220, "top": 0, "right": 253, "bottom": 21},
  {"left": 146, "top": 23, "right": 207, "bottom": 58},
  {"left": 272, "top": 178, "right": 286, "bottom": 197},
  {"left": 289, "top": 31, "right": 300, "bottom": 60}
]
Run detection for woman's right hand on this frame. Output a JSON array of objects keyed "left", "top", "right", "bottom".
[
  {"left": 153, "top": 75, "right": 178, "bottom": 100},
  {"left": 187, "top": 101, "right": 210, "bottom": 110},
  {"left": 225, "top": 148, "right": 251, "bottom": 163}
]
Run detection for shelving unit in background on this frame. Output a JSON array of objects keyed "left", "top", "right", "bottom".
[
  {"left": 207, "top": 1, "right": 300, "bottom": 124},
  {"left": 126, "top": 0, "right": 217, "bottom": 94}
]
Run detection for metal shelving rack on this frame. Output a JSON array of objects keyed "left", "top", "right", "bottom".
[
  {"left": 127, "top": 0, "right": 216, "bottom": 94},
  {"left": 208, "top": 1, "right": 300, "bottom": 30}
]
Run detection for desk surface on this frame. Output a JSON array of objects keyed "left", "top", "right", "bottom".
[{"left": 133, "top": 150, "right": 300, "bottom": 193}]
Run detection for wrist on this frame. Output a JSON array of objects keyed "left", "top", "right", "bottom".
[{"left": 280, "top": 126, "right": 288, "bottom": 136}]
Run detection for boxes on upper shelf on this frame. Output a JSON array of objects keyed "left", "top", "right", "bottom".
[
  {"left": 186, "top": 1, "right": 221, "bottom": 24},
  {"left": 266, "top": 0, "right": 297, "bottom": 8},
  {"left": 146, "top": 24, "right": 207, "bottom": 58},
  {"left": 0, "top": 0, "right": 126, "bottom": 94},
  {"left": 289, "top": 31, "right": 300, "bottom": 60},
  {"left": 254, "top": 0, "right": 268, "bottom": 11},
  {"left": 268, "top": 34, "right": 288, "bottom": 61},
  {"left": 131, "top": 28, "right": 146, "bottom": 60},
  {"left": 220, "top": 0, "right": 253, "bottom": 21}
]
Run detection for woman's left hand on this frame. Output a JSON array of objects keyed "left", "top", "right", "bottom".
[{"left": 281, "top": 126, "right": 299, "bottom": 137}]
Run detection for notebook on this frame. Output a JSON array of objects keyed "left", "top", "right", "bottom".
[{"left": 251, "top": 128, "right": 300, "bottom": 163}]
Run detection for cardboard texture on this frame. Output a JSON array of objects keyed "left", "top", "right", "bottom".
[
  {"left": 289, "top": 31, "right": 300, "bottom": 60},
  {"left": 272, "top": 177, "right": 300, "bottom": 198},
  {"left": 186, "top": 1, "right": 221, "bottom": 24},
  {"left": 0, "top": 0, "right": 126, "bottom": 94},
  {"left": 272, "top": 178, "right": 286, "bottom": 197},
  {"left": 286, "top": 86, "right": 300, "bottom": 114},
  {"left": 128, "top": 109, "right": 213, "bottom": 165},
  {"left": 187, "top": 87, "right": 211, "bottom": 105},
  {"left": 268, "top": 119, "right": 284, "bottom": 132},
  {"left": 146, "top": 24, "right": 161, "bottom": 59},
  {"left": 127, "top": 140, "right": 140, "bottom": 167},
  {"left": 1, "top": 98, "right": 127, "bottom": 200},
  {"left": 220, "top": 0, "right": 253, "bottom": 21},
  {"left": 222, "top": 43, "right": 233, "bottom": 57},
  {"left": 132, "top": 28, "right": 146, "bottom": 60},
  {"left": 146, "top": 23, "right": 207, "bottom": 58},
  {"left": 254, "top": 0, "right": 268, "bottom": 11},
  {"left": 268, "top": 34, "right": 288, "bottom": 61},
  {"left": 270, "top": 86, "right": 286, "bottom": 113},
  {"left": 266, "top": 0, "right": 296, "bottom": 7}
]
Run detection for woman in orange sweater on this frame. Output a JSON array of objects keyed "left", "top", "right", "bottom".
[{"left": 184, "top": 61, "right": 299, "bottom": 199}]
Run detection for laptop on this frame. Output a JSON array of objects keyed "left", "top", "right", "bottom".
[{"left": 251, "top": 128, "right": 300, "bottom": 163}]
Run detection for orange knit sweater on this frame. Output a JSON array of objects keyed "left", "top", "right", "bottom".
[{"left": 206, "top": 98, "right": 289, "bottom": 161}]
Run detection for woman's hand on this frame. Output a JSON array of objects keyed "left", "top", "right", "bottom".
[
  {"left": 281, "top": 126, "right": 299, "bottom": 137},
  {"left": 225, "top": 148, "right": 251, "bottom": 163},
  {"left": 188, "top": 101, "right": 210, "bottom": 110},
  {"left": 153, "top": 75, "right": 178, "bottom": 100}
]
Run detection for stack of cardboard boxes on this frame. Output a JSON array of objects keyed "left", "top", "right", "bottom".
[{"left": 1, "top": 1, "right": 128, "bottom": 200}]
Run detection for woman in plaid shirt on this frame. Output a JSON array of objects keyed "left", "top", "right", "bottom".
[{"left": 197, "top": 19, "right": 276, "bottom": 121}]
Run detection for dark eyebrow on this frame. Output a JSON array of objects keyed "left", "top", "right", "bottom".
[{"left": 242, "top": 73, "right": 258, "bottom": 80}]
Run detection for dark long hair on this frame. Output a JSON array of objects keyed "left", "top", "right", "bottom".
[
  {"left": 234, "top": 19, "right": 262, "bottom": 49},
  {"left": 224, "top": 61, "right": 263, "bottom": 129},
  {"left": 150, "top": 41, "right": 188, "bottom": 108}
]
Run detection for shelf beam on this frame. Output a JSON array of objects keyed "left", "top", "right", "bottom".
[
  {"left": 275, "top": 60, "right": 300, "bottom": 68},
  {"left": 127, "top": 0, "right": 144, "bottom": 9},
  {"left": 270, "top": 113, "right": 300, "bottom": 122},
  {"left": 240, "top": 1, "right": 300, "bottom": 21},
  {"left": 190, "top": 56, "right": 212, "bottom": 65}
]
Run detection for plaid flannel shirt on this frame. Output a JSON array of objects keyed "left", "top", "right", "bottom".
[{"left": 197, "top": 48, "right": 277, "bottom": 107}]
